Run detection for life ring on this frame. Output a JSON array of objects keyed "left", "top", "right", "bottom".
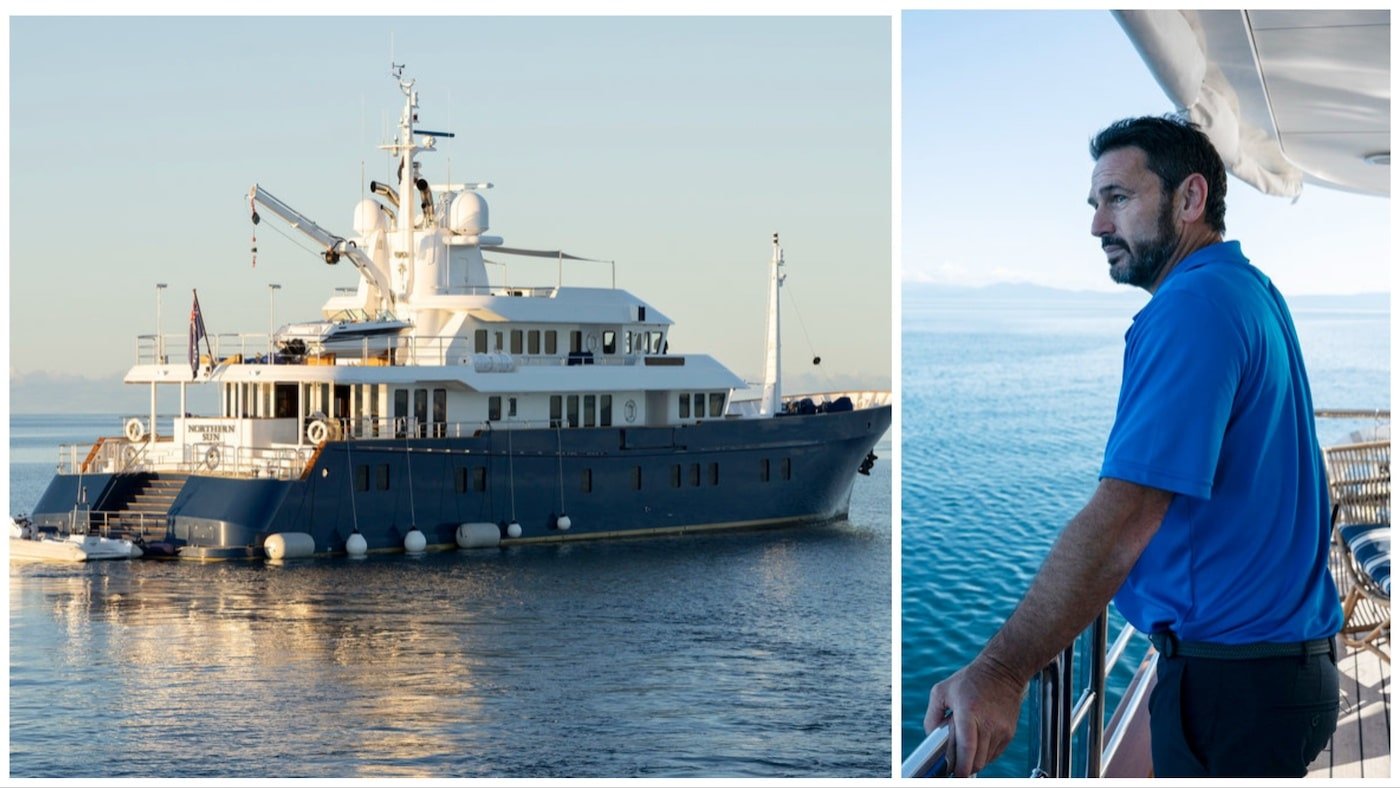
[
  {"left": 125, "top": 418, "right": 146, "bottom": 443},
  {"left": 205, "top": 446, "right": 221, "bottom": 470},
  {"left": 122, "top": 445, "right": 139, "bottom": 465},
  {"left": 585, "top": 333, "right": 598, "bottom": 353},
  {"left": 624, "top": 399, "right": 637, "bottom": 423},
  {"left": 307, "top": 420, "right": 330, "bottom": 445}
]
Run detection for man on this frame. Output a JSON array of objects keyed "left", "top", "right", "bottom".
[{"left": 923, "top": 115, "right": 1341, "bottom": 778}]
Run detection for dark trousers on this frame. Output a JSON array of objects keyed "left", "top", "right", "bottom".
[{"left": 1149, "top": 649, "right": 1339, "bottom": 777}]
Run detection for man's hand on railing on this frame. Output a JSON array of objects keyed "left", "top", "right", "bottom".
[{"left": 924, "top": 655, "right": 1026, "bottom": 777}]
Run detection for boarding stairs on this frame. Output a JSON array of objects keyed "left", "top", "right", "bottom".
[{"left": 95, "top": 473, "right": 189, "bottom": 543}]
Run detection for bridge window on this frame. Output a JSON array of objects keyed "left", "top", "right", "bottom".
[
  {"left": 603, "top": 330, "right": 616, "bottom": 354},
  {"left": 709, "top": 393, "right": 724, "bottom": 418}
]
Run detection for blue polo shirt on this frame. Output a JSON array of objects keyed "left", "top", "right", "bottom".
[{"left": 1102, "top": 241, "right": 1341, "bottom": 644}]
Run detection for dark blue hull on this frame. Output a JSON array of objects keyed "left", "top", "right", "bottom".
[{"left": 32, "top": 406, "right": 890, "bottom": 559}]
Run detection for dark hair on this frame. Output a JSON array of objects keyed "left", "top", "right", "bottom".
[{"left": 1090, "top": 115, "right": 1227, "bottom": 234}]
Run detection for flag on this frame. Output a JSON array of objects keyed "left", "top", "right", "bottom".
[{"left": 189, "top": 290, "right": 208, "bottom": 380}]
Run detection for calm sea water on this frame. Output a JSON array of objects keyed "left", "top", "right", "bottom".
[
  {"left": 10, "top": 418, "right": 892, "bottom": 778},
  {"left": 900, "top": 288, "right": 1390, "bottom": 777}
]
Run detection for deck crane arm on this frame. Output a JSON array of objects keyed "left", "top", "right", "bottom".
[{"left": 248, "top": 184, "right": 394, "bottom": 316}]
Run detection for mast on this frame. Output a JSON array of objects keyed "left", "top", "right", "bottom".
[{"left": 759, "top": 233, "right": 784, "bottom": 417}]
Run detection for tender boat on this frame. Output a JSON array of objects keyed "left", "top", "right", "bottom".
[
  {"left": 9, "top": 517, "right": 142, "bottom": 562},
  {"left": 24, "top": 66, "right": 891, "bottom": 561}
]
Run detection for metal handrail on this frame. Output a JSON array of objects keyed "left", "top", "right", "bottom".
[{"left": 900, "top": 724, "right": 953, "bottom": 778}]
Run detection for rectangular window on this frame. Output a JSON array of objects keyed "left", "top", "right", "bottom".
[
  {"left": 545, "top": 330, "right": 558, "bottom": 355},
  {"left": 570, "top": 330, "right": 583, "bottom": 354},
  {"left": 472, "top": 466, "right": 487, "bottom": 492},
  {"left": 433, "top": 388, "right": 447, "bottom": 437},
  {"left": 693, "top": 393, "right": 705, "bottom": 419},
  {"left": 528, "top": 330, "right": 541, "bottom": 355},
  {"left": 488, "top": 396, "right": 502, "bottom": 421},
  {"left": 394, "top": 389, "right": 409, "bottom": 437},
  {"left": 583, "top": 395, "right": 596, "bottom": 428},
  {"left": 356, "top": 464, "right": 370, "bottom": 492},
  {"left": 650, "top": 331, "right": 664, "bottom": 353},
  {"left": 624, "top": 331, "right": 633, "bottom": 354},
  {"left": 549, "top": 395, "right": 562, "bottom": 429},
  {"left": 376, "top": 464, "right": 391, "bottom": 490},
  {"left": 581, "top": 468, "right": 592, "bottom": 493},
  {"left": 679, "top": 393, "right": 690, "bottom": 419},
  {"left": 510, "top": 329, "right": 523, "bottom": 355},
  {"left": 567, "top": 395, "right": 580, "bottom": 428},
  {"left": 508, "top": 397, "right": 518, "bottom": 418},
  {"left": 671, "top": 464, "right": 682, "bottom": 488},
  {"left": 600, "top": 395, "right": 612, "bottom": 427},
  {"left": 414, "top": 388, "right": 428, "bottom": 438},
  {"left": 474, "top": 329, "right": 488, "bottom": 353},
  {"left": 782, "top": 458, "right": 792, "bottom": 481},
  {"left": 632, "top": 466, "right": 642, "bottom": 491},
  {"left": 709, "top": 462, "right": 719, "bottom": 486},
  {"left": 689, "top": 463, "right": 700, "bottom": 487},
  {"left": 709, "top": 393, "right": 724, "bottom": 418},
  {"left": 603, "top": 330, "right": 616, "bottom": 354},
  {"left": 760, "top": 459, "right": 771, "bottom": 483}
]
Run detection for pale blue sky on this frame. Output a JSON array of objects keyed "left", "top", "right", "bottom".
[
  {"left": 903, "top": 10, "right": 1392, "bottom": 296},
  {"left": 9, "top": 16, "right": 891, "bottom": 394}
]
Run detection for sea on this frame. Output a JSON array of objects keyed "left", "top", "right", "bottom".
[
  {"left": 9, "top": 418, "right": 892, "bottom": 778},
  {"left": 900, "top": 284, "right": 1390, "bottom": 777}
]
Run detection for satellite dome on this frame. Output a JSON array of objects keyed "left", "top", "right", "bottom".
[{"left": 448, "top": 191, "right": 489, "bottom": 236}]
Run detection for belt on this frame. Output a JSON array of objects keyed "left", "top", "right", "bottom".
[{"left": 1148, "top": 631, "right": 1335, "bottom": 661}]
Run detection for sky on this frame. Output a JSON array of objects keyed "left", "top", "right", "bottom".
[
  {"left": 8, "top": 15, "right": 891, "bottom": 401},
  {"left": 902, "top": 10, "right": 1392, "bottom": 297}
]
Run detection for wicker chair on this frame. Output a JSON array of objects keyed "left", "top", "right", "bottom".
[{"left": 1322, "top": 440, "right": 1390, "bottom": 662}]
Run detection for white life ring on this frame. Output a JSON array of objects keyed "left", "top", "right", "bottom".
[
  {"left": 307, "top": 420, "right": 329, "bottom": 446},
  {"left": 624, "top": 399, "right": 637, "bottom": 423},
  {"left": 586, "top": 332, "right": 598, "bottom": 353},
  {"left": 125, "top": 418, "right": 146, "bottom": 443},
  {"left": 205, "top": 446, "right": 221, "bottom": 470}
]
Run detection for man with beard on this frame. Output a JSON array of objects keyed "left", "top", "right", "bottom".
[{"left": 922, "top": 116, "right": 1341, "bottom": 777}]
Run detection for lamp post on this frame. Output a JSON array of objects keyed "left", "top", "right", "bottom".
[
  {"left": 268, "top": 283, "right": 281, "bottom": 363},
  {"left": 155, "top": 282, "right": 167, "bottom": 363}
]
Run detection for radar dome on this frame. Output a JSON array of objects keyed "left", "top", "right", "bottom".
[
  {"left": 352, "top": 199, "right": 388, "bottom": 234},
  {"left": 448, "top": 191, "right": 489, "bottom": 236}
]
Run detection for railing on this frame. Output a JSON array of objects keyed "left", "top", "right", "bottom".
[{"left": 901, "top": 612, "right": 1141, "bottom": 778}]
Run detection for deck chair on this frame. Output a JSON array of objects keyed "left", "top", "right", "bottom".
[{"left": 1322, "top": 440, "right": 1390, "bottom": 662}]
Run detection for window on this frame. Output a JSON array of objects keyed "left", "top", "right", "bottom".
[
  {"left": 376, "top": 464, "right": 391, "bottom": 490},
  {"left": 494, "top": 331, "right": 504, "bottom": 351},
  {"left": 275, "top": 383, "right": 297, "bottom": 418},
  {"left": 632, "top": 466, "right": 642, "bottom": 491},
  {"left": 600, "top": 395, "right": 612, "bottom": 427},
  {"left": 414, "top": 388, "right": 428, "bottom": 438},
  {"left": 709, "top": 393, "right": 724, "bottom": 418},
  {"left": 472, "top": 466, "right": 487, "bottom": 492},
  {"left": 433, "top": 389, "right": 446, "bottom": 437},
  {"left": 528, "top": 330, "right": 540, "bottom": 355},
  {"left": 581, "top": 469, "right": 592, "bottom": 493},
  {"left": 638, "top": 306, "right": 646, "bottom": 321},
  {"left": 760, "top": 459, "right": 771, "bottom": 483},
  {"left": 488, "top": 396, "right": 502, "bottom": 421},
  {"left": 650, "top": 331, "right": 664, "bottom": 353},
  {"left": 394, "top": 389, "right": 409, "bottom": 437},
  {"left": 583, "top": 395, "right": 596, "bottom": 428},
  {"left": 679, "top": 394, "right": 690, "bottom": 419},
  {"left": 603, "top": 330, "right": 616, "bottom": 354},
  {"left": 474, "top": 329, "right": 487, "bottom": 353},
  {"left": 782, "top": 458, "right": 792, "bottom": 481},
  {"left": 671, "top": 464, "right": 682, "bottom": 488},
  {"left": 455, "top": 467, "right": 468, "bottom": 493},
  {"left": 693, "top": 393, "right": 704, "bottom": 419},
  {"left": 570, "top": 330, "right": 583, "bottom": 354},
  {"left": 510, "top": 330, "right": 523, "bottom": 354},
  {"left": 508, "top": 397, "right": 518, "bottom": 418},
  {"left": 545, "top": 330, "right": 558, "bottom": 355},
  {"left": 624, "top": 331, "right": 634, "bottom": 354},
  {"left": 550, "top": 395, "right": 562, "bottom": 428},
  {"left": 356, "top": 465, "right": 370, "bottom": 492},
  {"left": 567, "top": 395, "right": 580, "bottom": 428},
  {"left": 689, "top": 463, "right": 700, "bottom": 487},
  {"left": 709, "top": 462, "right": 719, "bottom": 486}
]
